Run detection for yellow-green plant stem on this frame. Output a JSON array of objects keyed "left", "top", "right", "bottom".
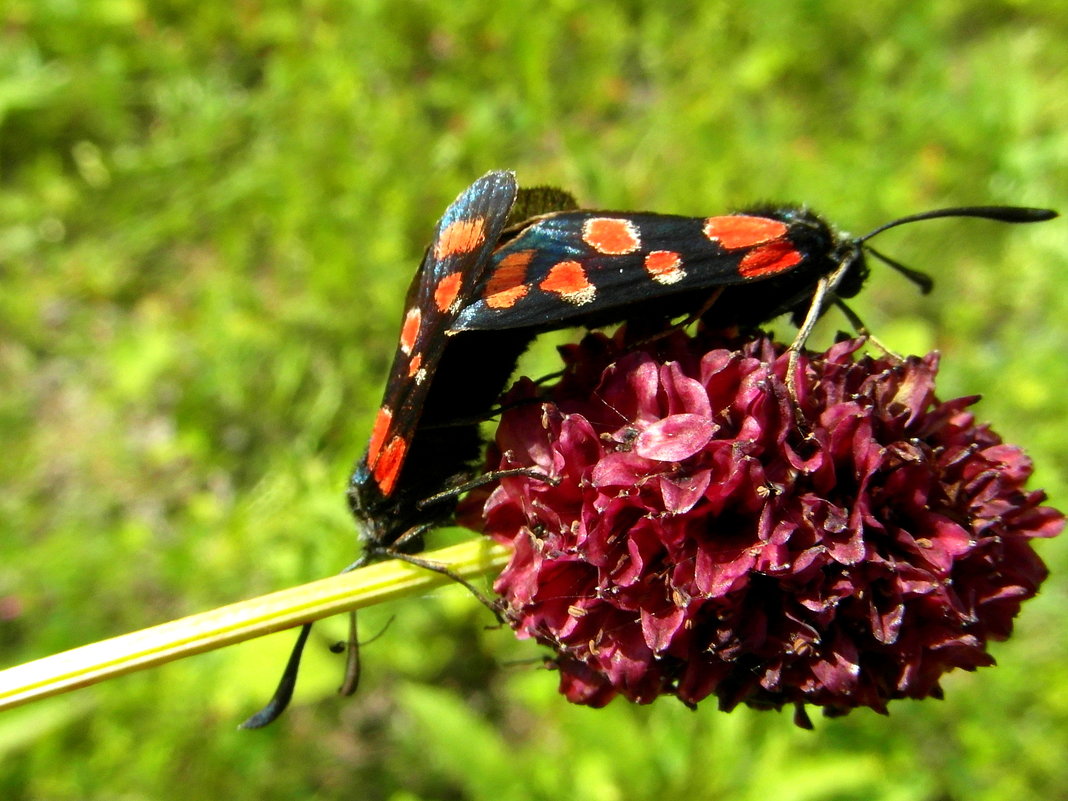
[{"left": 0, "top": 540, "right": 512, "bottom": 714}]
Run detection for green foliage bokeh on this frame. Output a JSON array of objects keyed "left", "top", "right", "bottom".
[{"left": 1, "top": 2, "right": 1066, "bottom": 799}]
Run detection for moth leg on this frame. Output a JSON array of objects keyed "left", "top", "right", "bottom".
[
  {"left": 359, "top": 522, "right": 503, "bottom": 620},
  {"left": 832, "top": 299, "right": 901, "bottom": 361},
  {"left": 631, "top": 287, "right": 727, "bottom": 347},
  {"left": 380, "top": 540, "right": 504, "bottom": 623},
  {"left": 417, "top": 468, "right": 556, "bottom": 510},
  {"left": 786, "top": 253, "right": 857, "bottom": 402}
]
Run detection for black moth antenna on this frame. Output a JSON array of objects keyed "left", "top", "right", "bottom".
[
  {"left": 859, "top": 205, "right": 1058, "bottom": 241},
  {"left": 787, "top": 204, "right": 1056, "bottom": 399},
  {"left": 859, "top": 205, "right": 1058, "bottom": 294}
]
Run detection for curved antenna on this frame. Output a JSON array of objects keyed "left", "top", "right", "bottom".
[
  {"left": 338, "top": 612, "right": 361, "bottom": 697},
  {"left": 860, "top": 206, "right": 1057, "bottom": 242},
  {"left": 239, "top": 623, "right": 314, "bottom": 729},
  {"left": 237, "top": 550, "right": 377, "bottom": 729},
  {"left": 865, "top": 246, "right": 935, "bottom": 295}
]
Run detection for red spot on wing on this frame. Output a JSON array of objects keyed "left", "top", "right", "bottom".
[
  {"left": 400, "top": 308, "right": 421, "bottom": 355},
  {"left": 434, "top": 218, "right": 487, "bottom": 259},
  {"left": 407, "top": 353, "right": 422, "bottom": 378},
  {"left": 484, "top": 250, "right": 534, "bottom": 309},
  {"left": 703, "top": 216, "right": 788, "bottom": 249},
  {"left": 540, "top": 261, "right": 596, "bottom": 305},
  {"left": 373, "top": 435, "right": 408, "bottom": 496},
  {"left": 582, "top": 217, "right": 641, "bottom": 255},
  {"left": 644, "top": 251, "right": 685, "bottom": 284},
  {"left": 367, "top": 407, "right": 393, "bottom": 467},
  {"left": 434, "top": 272, "right": 463, "bottom": 312},
  {"left": 738, "top": 241, "right": 804, "bottom": 277}
]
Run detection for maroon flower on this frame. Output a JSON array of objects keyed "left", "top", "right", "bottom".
[{"left": 462, "top": 327, "right": 1063, "bottom": 724}]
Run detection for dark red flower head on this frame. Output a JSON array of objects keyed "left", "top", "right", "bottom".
[{"left": 462, "top": 328, "right": 1062, "bottom": 724}]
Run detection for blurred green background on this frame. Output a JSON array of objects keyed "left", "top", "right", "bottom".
[{"left": 2, "top": 1, "right": 1066, "bottom": 799}]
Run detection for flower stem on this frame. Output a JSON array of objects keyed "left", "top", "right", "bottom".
[{"left": 0, "top": 539, "right": 511, "bottom": 713}]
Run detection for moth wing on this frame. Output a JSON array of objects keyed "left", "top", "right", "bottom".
[
  {"left": 358, "top": 171, "right": 518, "bottom": 497},
  {"left": 453, "top": 212, "right": 793, "bottom": 332}
]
